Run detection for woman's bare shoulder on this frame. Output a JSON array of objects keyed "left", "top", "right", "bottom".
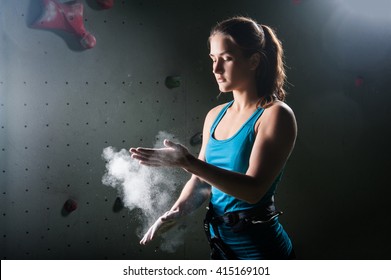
[
  {"left": 256, "top": 101, "right": 296, "bottom": 133},
  {"left": 201, "top": 102, "right": 229, "bottom": 134},
  {"left": 263, "top": 100, "right": 295, "bottom": 120},
  {"left": 205, "top": 102, "right": 229, "bottom": 121}
]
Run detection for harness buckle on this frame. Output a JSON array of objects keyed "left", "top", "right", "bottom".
[{"left": 224, "top": 212, "right": 239, "bottom": 226}]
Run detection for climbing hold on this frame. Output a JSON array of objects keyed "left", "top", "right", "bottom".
[
  {"left": 355, "top": 76, "right": 364, "bottom": 88},
  {"left": 165, "top": 76, "right": 181, "bottom": 89},
  {"left": 31, "top": 0, "right": 96, "bottom": 49},
  {"left": 63, "top": 199, "right": 78, "bottom": 213},
  {"left": 190, "top": 132, "right": 203, "bottom": 146},
  {"left": 96, "top": 0, "right": 114, "bottom": 9},
  {"left": 112, "top": 197, "right": 124, "bottom": 213}
]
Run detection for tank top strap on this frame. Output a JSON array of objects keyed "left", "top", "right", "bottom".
[
  {"left": 247, "top": 106, "right": 265, "bottom": 131},
  {"left": 210, "top": 100, "right": 234, "bottom": 134}
]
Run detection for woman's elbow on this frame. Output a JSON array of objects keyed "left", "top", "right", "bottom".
[{"left": 244, "top": 180, "right": 270, "bottom": 204}]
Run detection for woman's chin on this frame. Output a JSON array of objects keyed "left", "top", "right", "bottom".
[{"left": 218, "top": 85, "right": 231, "bottom": 93}]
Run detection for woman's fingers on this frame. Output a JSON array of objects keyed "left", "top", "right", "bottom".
[
  {"left": 140, "top": 220, "right": 160, "bottom": 245},
  {"left": 129, "top": 140, "right": 189, "bottom": 167},
  {"left": 139, "top": 210, "right": 180, "bottom": 245},
  {"left": 131, "top": 155, "right": 165, "bottom": 167},
  {"left": 130, "top": 148, "right": 157, "bottom": 158},
  {"left": 140, "top": 229, "right": 154, "bottom": 245},
  {"left": 130, "top": 148, "right": 165, "bottom": 166},
  {"left": 130, "top": 150, "right": 172, "bottom": 166},
  {"left": 139, "top": 161, "right": 162, "bottom": 167},
  {"left": 130, "top": 147, "right": 168, "bottom": 161},
  {"left": 131, "top": 153, "right": 159, "bottom": 163}
]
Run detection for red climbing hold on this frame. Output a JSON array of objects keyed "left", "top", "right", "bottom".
[
  {"left": 31, "top": 0, "right": 96, "bottom": 49},
  {"left": 63, "top": 199, "right": 78, "bottom": 213},
  {"left": 96, "top": 0, "right": 114, "bottom": 9},
  {"left": 355, "top": 76, "right": 364, "bottom": 88}
]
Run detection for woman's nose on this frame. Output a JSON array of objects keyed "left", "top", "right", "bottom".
[{"left": 213, "top": 60, "right": 223, "bottom": 74}]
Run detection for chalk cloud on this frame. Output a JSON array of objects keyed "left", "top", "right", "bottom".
[{"left": 102, "top": 131, "right": 187, "bottom": 253}]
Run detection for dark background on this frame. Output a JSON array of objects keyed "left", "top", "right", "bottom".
[{"left": 1, "top": 0, "right": 390, "bottom": 259}]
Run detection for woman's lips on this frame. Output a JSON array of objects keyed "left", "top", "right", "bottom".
[{"left": 216, "top": 77, "right": 226, "bottom": 83}]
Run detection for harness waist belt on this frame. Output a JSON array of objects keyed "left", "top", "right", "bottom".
[{"left": 212, "top": 208, "right": 283, "bottom": 227}]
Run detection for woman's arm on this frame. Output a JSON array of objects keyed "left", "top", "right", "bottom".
[
  {"left": 138, "top": 173, "right": 210, "bottom": 245},
  {"left": 135, "top": 108, "right": 218, "bottom": 245},
  {"left": 166, "top": 106, "right": 230, "bottom": 213},
  {"left": 185, "top": 102, "right": 297, "bottom": 204},
  {"left": 131, "top": 102, "right": 297, "bottom": 204},
  {"left": 169, "top": 175, "right": 210, "bottom": 216},
  {"left": 131, "top": 106, "right": 222, "bottom": 215}
]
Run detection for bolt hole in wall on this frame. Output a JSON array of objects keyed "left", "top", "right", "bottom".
[{"left": 1, "top": 0, "right": 391, "bottom": 263}]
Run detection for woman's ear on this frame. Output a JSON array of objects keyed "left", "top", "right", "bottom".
[{"left": 250, "top": 53, "right": 261, "bottom": 70}]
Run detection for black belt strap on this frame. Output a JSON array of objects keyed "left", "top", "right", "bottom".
[{"left": 203, "top": 197, "right": 282, "bottom": 259}]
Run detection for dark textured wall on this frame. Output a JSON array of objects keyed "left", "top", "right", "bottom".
[{"left": 1, "top": 0, "right": 390, "bottom": 260}]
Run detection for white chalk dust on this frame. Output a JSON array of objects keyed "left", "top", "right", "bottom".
[{"left": 102, "top": 131, "right": 187, "bottom": 253}]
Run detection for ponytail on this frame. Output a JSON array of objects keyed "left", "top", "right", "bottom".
[{"left": 258, "top": 24, "right": 286, "bottom": 107}]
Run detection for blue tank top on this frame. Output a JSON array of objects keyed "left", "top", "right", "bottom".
[
  {"left": 204, "top": 101, "right": 292, "bottom": 259},
  {"left": 205, "top": 100, "right": 282, "bottom": 216}
]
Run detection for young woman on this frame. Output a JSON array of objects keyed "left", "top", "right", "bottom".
[{"left": 130, "top": 16, "right": 297, "bottom": 259}]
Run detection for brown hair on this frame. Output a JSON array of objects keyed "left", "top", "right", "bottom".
[{"left": 209, "top": 16, "right": 287, "bottom": 107}]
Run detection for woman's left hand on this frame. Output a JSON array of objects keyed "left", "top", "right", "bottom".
[{"left": 129, "top": 139, "right": 193, "bottom": 168}]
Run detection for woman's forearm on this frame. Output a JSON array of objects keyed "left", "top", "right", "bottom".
[
  {"left": 183, "top": 155, "right": 267, "bottom": 204},
  {"left": 170, "top": 175, "right": 211, "bottom": 216}
]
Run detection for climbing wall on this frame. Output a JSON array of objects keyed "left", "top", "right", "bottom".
[
  {"left": 2, "top": 0, "right": 391, "bottom": 260},
  {"left": 0, "top": 0, "right": 228, "bottom": 259}
]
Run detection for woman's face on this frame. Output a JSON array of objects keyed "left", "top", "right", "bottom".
[{"left": 209, "top": 32, "right": 256, "bottom": 93}]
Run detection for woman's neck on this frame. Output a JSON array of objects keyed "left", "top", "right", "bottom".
[{"left": 232, "top": 88, "right": 260, "bottom": 111}]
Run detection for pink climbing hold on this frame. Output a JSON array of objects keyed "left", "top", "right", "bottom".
[
  {"left": 31, "top": 0, "right": 96, "bottom": 49},
  {"left": 96, "top": 0, "right": 114, "bottom": 9}
]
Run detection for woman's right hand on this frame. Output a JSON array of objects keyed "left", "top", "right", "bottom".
[{"left": 139, "top": 209, "right": 181, "bottom": 245}]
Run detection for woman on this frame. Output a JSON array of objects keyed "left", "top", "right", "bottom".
[{"left": 130, "top": 16, "right": 297, "bottom": 259}]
